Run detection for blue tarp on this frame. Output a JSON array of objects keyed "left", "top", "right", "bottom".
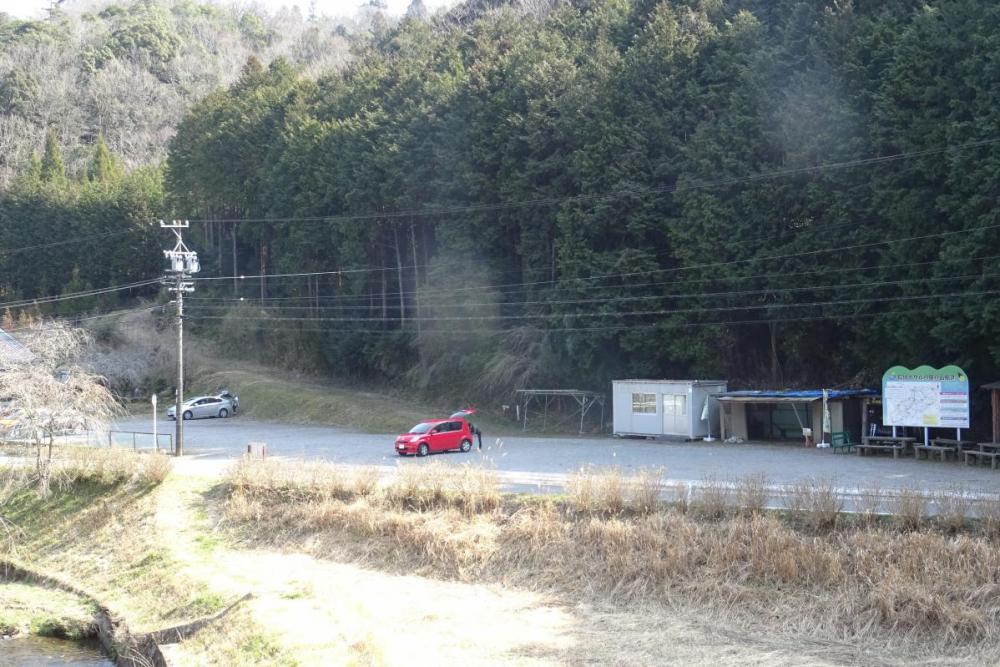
[{"left": 717, "top": 389, "right": 878, "bottom": 400}]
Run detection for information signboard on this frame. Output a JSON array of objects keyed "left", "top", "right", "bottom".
[{"left": 881, "top": 365, "right": 969, "bottom": 429}]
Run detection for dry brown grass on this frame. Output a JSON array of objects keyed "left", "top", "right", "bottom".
[
  {"left": 222, "top": 461, "right": 1000, "bottom": 651},
  {"left": 0, "top": 446, "right": 170, "bottom": 493},
  {"left": 735, "top": 472, "right": 769, "bottom": 516},
  {"left": 565, "top": 466, "right": 663, "bottom": 515},
  {"left": 691, "top": 474, "right": 730, "bottom": 519},
  {"left": 855, "top": 482, "right": 884, "bottom": 528},
  {"left": 978, "top": 493, "right": 1000, "bottom": 538},
  {"left": 787, "top": 476, "right": 843, "bottom": 531},
  {"left": 891, "top": 486, "right": 928, "bottom": 531},
  {"left": 935, "top": 485, "right": 972, "bottom": 533}
]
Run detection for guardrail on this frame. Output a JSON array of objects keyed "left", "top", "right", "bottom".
[{"left": 107, "top": 430, "right": 174, "bottom": 454}]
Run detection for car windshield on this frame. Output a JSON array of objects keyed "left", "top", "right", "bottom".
[{"left": 408, "top": 422, "right": 432, "bottom": 434}]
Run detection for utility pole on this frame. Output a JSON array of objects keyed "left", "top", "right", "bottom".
[{"left": 161, "top": 220, "right": 199, "bottom": 457}]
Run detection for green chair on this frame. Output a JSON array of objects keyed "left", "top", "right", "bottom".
[{"left": 830, "top": 431, "right": 855, "bottom": 453}]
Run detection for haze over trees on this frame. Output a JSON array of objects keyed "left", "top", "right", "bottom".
[{"left": 2, "top": 0, "right": 999, "bottom": 412}]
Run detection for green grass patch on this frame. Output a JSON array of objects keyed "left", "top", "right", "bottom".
[
  {"left": 0, "top": 582, "right": 98, "bottom": 639},
  {"left": 194, "top": 368, "right": 439, "bottom": 433}
]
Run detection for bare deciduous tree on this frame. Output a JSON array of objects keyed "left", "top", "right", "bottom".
[{"left": 0, "top": 323, "right": 122, "bottom": 495}]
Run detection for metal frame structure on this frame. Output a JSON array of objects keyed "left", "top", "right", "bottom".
[{"left": 515, "top": 389, "right": 605, "bottom": 434}]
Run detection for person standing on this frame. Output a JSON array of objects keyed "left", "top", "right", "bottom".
[{"left": 453, "top": 408, "right": 483, "bottom": 451}]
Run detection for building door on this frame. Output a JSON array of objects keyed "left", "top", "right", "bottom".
[{"left": 662, "top": 394, "right": 687, "bottom": 435}]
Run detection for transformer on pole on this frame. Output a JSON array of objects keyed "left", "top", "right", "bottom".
[{"left": 161, "top": 220, "right": 198, "bottom": 456}]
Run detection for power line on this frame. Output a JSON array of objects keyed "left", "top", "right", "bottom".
[
  {"left": 0, "top": 230, "right": 141, "bottom": 256},
  {"left": 3, "top": 304, "right": 166, "bottom": 333},
  {"left": 183, "top": 271, "right": 1000, "bottom": 312},
  {"left": 185, "top": 139, "right": 1000, "bottom": 225},
  {"left": 182, "top": 304, "right": 971, "bottom": 336},
  {"left": 188, "top": 222, "right": 1000, "bottom": 297},
  {"left": 187, "top": 251, "right": 1000, "bottom": 306},
  {"left": 0, "top": 278, "right": 160, "bottom": 310},
  {"left": 184, "top": 287, "right": 1000, "bottom": 322}
]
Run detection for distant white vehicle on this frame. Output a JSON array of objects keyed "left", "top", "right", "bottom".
[{"left": 167, "top": 395, "right": 234, "bottom": 421}]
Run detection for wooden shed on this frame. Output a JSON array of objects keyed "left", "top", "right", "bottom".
[{"left": 984, "top": 381, "right": 1000, "bottom": 443}]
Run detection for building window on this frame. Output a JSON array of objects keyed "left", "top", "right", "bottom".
[
  {"left": 632, "top": 392, "right": 656, "bottom": 414},
  {"left": 663, "top": 394, "right": 687, "bottom": 416}
]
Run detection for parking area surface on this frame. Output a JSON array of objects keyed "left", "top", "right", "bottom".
[{"left": 117, "top": 416, "right": 1000, "bottom": 493}]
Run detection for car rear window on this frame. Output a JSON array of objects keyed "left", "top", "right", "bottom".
[{"left": 409, "top": 423, "right": 432, "bottom": 434}]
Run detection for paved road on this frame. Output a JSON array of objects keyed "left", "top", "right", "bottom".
[{"left": 119, "top": 416, "right": 1000, "bottom": 493}]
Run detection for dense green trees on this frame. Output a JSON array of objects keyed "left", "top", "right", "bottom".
[
  {"left": 0, "top": 140, "right": 163, "bottom": 312},
  {"left": 161, "top": 0, "right": 1000, "bottom": 406},
  {"left": 3, "top": 0, "right": 998, "bottom": 416}
]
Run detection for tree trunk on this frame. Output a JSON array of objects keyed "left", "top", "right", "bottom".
[
  {"left": 393, "top": 224, "right": 405, "bottom": 327},
  {"left": 410, "top": 221, "right": 421, "bottom": 335},
  {"left": 231, "top": 221, "right": 238, "bottom": 296},
  {"left": 259, "top": 239, "right": 266, "bottom": 304},
  {"left": 380, "top": 240, "right": 388, "bottom": 323},
  {"left": 769, "top": 322, "right": 780, "bottom": 386}
]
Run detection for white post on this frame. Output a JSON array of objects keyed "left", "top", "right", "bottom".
[
  {"left": 924, "top": 427, "right": 929, "bottom": 447},
  {"left": 956, "top": 428, "right": 961, "bottom": 440},
  {"left": 152, "top": 394, "right": 158, "bottom": 452},
  {"left": 819, "top": 389, "right": 830, "bottom": 447}
]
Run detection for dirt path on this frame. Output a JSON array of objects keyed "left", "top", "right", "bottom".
[{"left": 150, "top": 460, "right": 932, "bottom": 666}]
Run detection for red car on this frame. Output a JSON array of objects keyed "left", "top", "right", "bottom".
[{"left": 395, "top": 418, "right": 473, "bottom": 456}]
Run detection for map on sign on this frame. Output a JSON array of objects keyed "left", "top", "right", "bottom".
[{"left": 881, "top": 365, "right": 969, "bottom": 429}]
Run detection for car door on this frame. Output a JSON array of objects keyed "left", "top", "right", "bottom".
[
  {"left": 205, "top": 397, "right": 222, "bottom": 417},
  {"left": 445, "top": 421, "right": 463, "bottom": 449},
  {"left": 192, "top": 398, "right": 209, "bottom": 418},
  {"left": 427, "top": 424, "right": 445, "bottom": 451}
]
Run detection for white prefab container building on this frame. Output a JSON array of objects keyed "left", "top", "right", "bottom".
[{"left": 612, "top": 380, "right": 728, "bottom": 439}]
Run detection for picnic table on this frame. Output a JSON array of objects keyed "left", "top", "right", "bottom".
[
  {"left": 857, "top": 435, "right": 916, "bottom": 458},
  {"left": 915, "top": 437, "right": 979, "bottom": 462},
  {"left": 963, "top": 442, "right": 1000, "bottom": 469}
]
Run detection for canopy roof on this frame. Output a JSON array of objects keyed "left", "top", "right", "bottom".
[{"left": 716, "top": 389, "right": 877, "bottom": 403}]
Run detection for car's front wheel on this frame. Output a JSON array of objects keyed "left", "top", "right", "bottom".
[
  {"left": 460, "top": 439, "right": 472, "bottom": 453},
  {"left": 218, "top": 408, "right": 229, "bottom": 418},
  {"left": 417, "top": 443, "right": 430, "bottom": 457},
  {"left": 182, "top": 410, "right": 193, "bottom": 420}
]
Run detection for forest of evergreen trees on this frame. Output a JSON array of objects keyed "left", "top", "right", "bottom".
[{"left": 1, "top": 0, "right": 999, "bottom": 406}]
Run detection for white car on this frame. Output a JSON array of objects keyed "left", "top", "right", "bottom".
[{"left": 167, "top": 395, "right": 235, "bottom": 421}]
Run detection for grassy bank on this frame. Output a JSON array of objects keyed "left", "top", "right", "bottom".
[
  {"left": 0, "top": 447, "right": 290, "bottom": 664},
  {"left": 223, "top": 460, "right": 1000, "bottom": 662},
  {"left": 0, "top": 582, "right": 97, "bottom": 639}
]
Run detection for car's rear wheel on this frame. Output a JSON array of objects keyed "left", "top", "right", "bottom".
[
  {"left": 460, "top": 439, "right": 472, "bottom": 453},
  {"left": 417, "top": 443, "right": 430, "bottom": 457},
  {"left": 218, "top": 408, "right": 229, "bottom": 418},
  {"left": 182, "top": 410, "right": 193, "bottom": 420}
]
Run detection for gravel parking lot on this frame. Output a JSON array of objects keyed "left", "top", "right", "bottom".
[{"left": 117, "top": 416, "right": 1000, "bottom": 494}]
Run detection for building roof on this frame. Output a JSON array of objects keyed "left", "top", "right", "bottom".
[
  {"left": 715, "top": 389, "right": 877, "bottom": 403},
  {"left": 612, "top": 379, "right": 727, "bottom": 385},
  {"left": 982, "top": 381, "right": 1000, "bottom": 391}
]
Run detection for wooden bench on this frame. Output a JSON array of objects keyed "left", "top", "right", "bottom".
[
  {"left": 857, "top": 443, "right": 907, "bottom": 458},
  {"left": 964, "top": 450, "right": 1000, "bottom": 469},
  {"left": 915, "top": 444, "right": 958, "bottom": 461}
]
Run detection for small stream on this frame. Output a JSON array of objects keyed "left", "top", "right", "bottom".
[{"left": 0, "top": 635, "right": 112, "bottom": 666}]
